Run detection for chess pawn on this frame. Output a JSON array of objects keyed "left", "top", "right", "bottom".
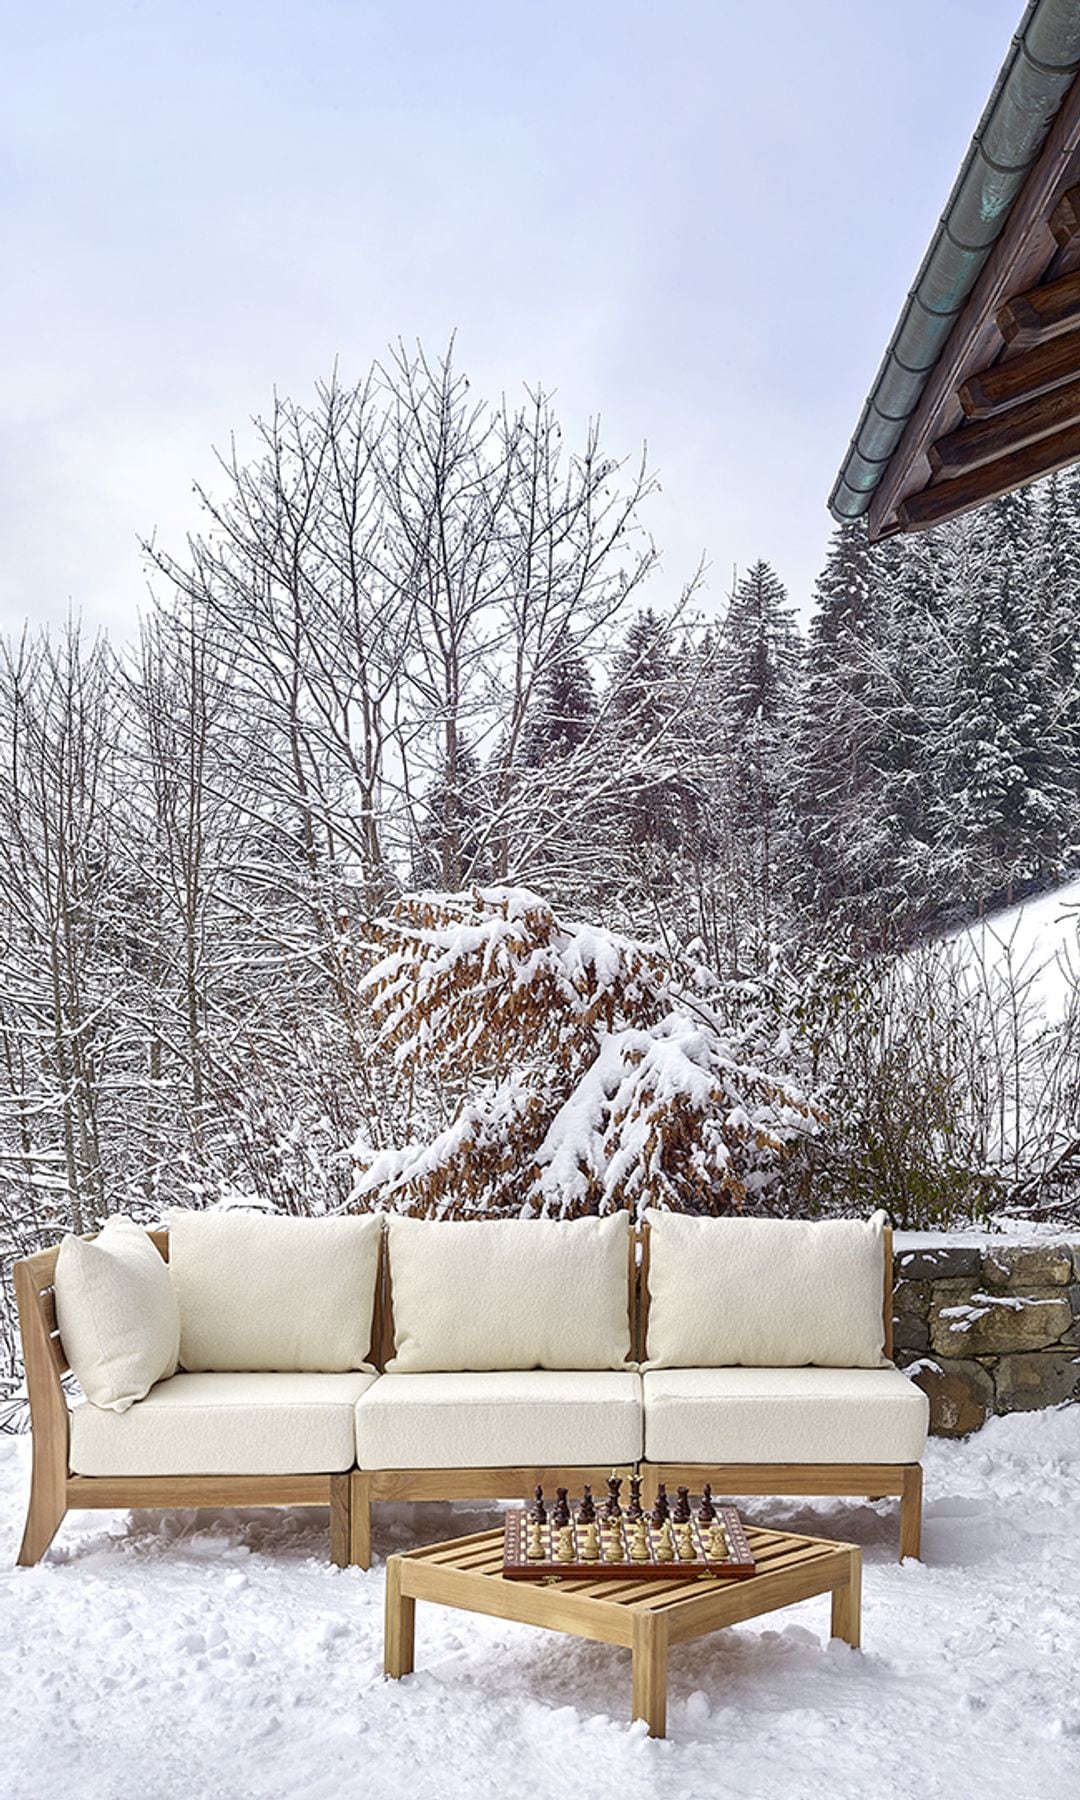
[
  {"left": 526, "top": 1521, "right": 545, "bottom": 1561},
  {"left": 581, "top": 1522, "right": 600, "bottom": 1561},
  {"left": 656, "top": 1520, "right": 675, "bottom": 1562},
  {"left": 631, "top": 1520, "right": 649, "bottom": 1562},
  {"left": 556, "top": 1525, "right": 574, "bottom": 1562},
  {"left": 677, "top": 1523, "right": 695, "bottom": 1561}
]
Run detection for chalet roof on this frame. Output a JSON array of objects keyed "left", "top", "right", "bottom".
[{"left": 831, "top": 0, "right": 1080, "bottom": 541}]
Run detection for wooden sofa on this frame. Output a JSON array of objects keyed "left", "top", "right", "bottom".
[{"left": 13, "top": 1218, "right": 925, "bottom": 1571}]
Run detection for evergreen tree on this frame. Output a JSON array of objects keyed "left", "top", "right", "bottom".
[
  {"left": 520, "top": 638, "right": 598, "bottom": 766},
  {"left": 412, "top": 741, "right": 490, "bottom": 890},
  {"left": 938, "top": 493, "right": 1071, "bottom": 908},
  {"left": 716, "top": 561, "right": 802, "bottom": 938},
  {"left": 606, "top": 609, "right": 703, "bottom": 854}
]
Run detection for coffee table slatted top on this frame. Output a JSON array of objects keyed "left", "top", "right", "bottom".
[{"left": 384, "top": 1522, "right": 862, "bottom": 1738}]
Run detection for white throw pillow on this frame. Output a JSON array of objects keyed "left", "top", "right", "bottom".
[
  {"left": 644, "top": 1209, "right": 889, "bottom": 1369},
  {"left": 385, "top": 1213, "right": 632, "bottom": 1372},
  {"left": 55, "top": 1216, "right": 179, "bottom": 1412},
  {"left": 168, "top": 1210, "right": 381, "bottom": 1373}
]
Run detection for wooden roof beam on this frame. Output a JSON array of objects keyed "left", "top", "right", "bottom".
[
  {"left": 1050, "top": 183, "right": 1080, "bottom": 247},
  {"left": 997, "top": 267, "right": 1080, "bottom": 348},
  {"left": 897, "top": 416, "right": 1080, "bottom": 531},
  {"left": 929, "top": 373, "right": 1080, "bottom": 474},
  {"left": 959, "top": 327, "right": 1080, "bottom": 418}
]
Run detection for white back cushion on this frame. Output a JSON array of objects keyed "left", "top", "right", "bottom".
[
  {"left": 55, "top": 1216, "right": 179, "bottom": 1412},
  {"left": 644, "top": 1210, "right": 889, "bottom": 1369},
  {"left": 168, "top": 1210, "right": 381, "bottom": 1372},
  {"left": 386, "top": 1213, "right": 632, "bottom": 1372}
]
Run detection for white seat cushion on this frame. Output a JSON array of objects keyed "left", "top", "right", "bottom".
[
  {"left": 355, "top": 1371, "right": 643, "bottom": 1469},
  {"left": 385, "top": 1214, "right": 632, "bottom": 1372},
  {"left": 643, "top": 1366, "right": 929, "bottom": 1465},
  {"left": 69, "top": 1372, "right": 377, "bottom": 1476}
]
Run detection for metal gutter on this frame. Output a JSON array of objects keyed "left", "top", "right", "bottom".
[{"left": 829, "top": 0, "right": 1080, "bottom": 523}]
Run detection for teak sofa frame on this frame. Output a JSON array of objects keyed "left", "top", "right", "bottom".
[{"left": 13, "top": 1223, "right": 922, "bottom": 1570}]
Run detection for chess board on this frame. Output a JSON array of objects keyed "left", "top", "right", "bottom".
[{"left": 503, "top": 1492, "right": 755, "bottom": 1582}]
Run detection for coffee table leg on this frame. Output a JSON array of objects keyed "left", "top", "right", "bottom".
[
  {"left": 830, "top": 1547, "right": 862, "bottom": 1650},
  {"left": 631, "top": 1613, "right": 669, "bottom": 1738},
  {"left": 384, "top": 1555, "right": 416, "bottom": 1678}
]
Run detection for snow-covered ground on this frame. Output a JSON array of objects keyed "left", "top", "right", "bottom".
[
  {"left": 948, "top": 874, "right": 1080, "bottom": 1024},
  {"left": 2, "top": 1413, "right": 1079, "bottom": 1800}
]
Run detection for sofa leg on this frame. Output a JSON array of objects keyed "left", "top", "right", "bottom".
[
  {"left": 899, "top": 1465, "right": 923, "bottom": 1562},
  {"left": 329, "top": 1474, "right": 351, "bottom": 1569},
  {"left": 17, "top": 1470, "right": 66, "bottom": 1568},
  {"left": 349, "top": 1470, "right": 372, "bottom": 1569}
]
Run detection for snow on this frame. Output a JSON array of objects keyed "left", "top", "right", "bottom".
[
  {"left": 946, "top": 874, "right": 1080, "bottom": 1026},
  {"left": 3, "top": 1412, "right": 1079, "bottom": 1798}
]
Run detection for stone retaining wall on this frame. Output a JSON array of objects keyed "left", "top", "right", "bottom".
[{"left": 893, "top": 1241, "right": 1080, "bottom": 1436}]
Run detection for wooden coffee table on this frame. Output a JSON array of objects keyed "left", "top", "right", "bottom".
[{"left": 384, "top": 1521, "right": 861, "bottom": 1738}]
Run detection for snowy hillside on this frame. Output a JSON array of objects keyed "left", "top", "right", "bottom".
[
  {"left": 946, "top": 876, "right": 1080, "bottom": 1025},
  {"left": 2, "top": 1414, "right": 1078, "bottom": 1800}
]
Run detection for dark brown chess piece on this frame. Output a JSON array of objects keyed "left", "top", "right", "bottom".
[
  {"left": 699, "top": 1482, "right": 716, "bottom": 1524},
  {"left": 530, "top": 1485, "right": 546, "bottom": 1523},
  {"left": 626, "top": 1474, "right": 643, "bottom": 1522},
  {"left": 604, "top": 1475, "right": 623, "bottom": 1520},
  {"left": 674, "top": 1484, "right": 692, "bottom": 1525},
  {"left": 578, "top": 1485, "right": 596, "bottom": 1524},
  {"left": 553, "top": 1487, "right": 571, "bottom": 1528}
]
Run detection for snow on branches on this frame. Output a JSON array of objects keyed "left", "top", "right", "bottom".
[{"left": 350, "top": 887, "right": 814, "bottom": 1217}]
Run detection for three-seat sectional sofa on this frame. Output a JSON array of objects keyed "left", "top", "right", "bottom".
[{"left": 13, "top": 1207, "right": 929, "bottom": 1569}]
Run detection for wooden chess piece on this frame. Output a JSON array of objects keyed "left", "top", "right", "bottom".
[
  {"left": 604, "top": 1475, "right": 623, "bottom": 1520},
  {"left": 656, "top": 1520, "right": 675, "bottom": 1561},
  {"left": 677, "top": 1522, "right": 695, "bottom": 1560},
  {"left": 708, "top": 1522, "right": 728, "bottom": 1560},
  {"left": 581, "top": 1522, "right": 600, "bottom": 1561},
  {"left": 530, "top": 1485, "right": 546, "bottom": 1523},
  {"left": 674, "top": 1485, "right": 692, "bottom": 1525},
  {"left": 699, "top": 1482, "right": 716, "bottom": 1524},
  {"left": 631, "top": 1520, "right": 649, "bottom": 1562},
  {"left": 556, "top": 1525, "right": 574, "bottom": 1562},
  {"left": 526, "top": 1521, "right": 545, "bottom": 1561},
  {"left": 554, "top": 1487, "right": 571, "bottom": 1528},
  {"left": 627, "top": 1474, "right": 643, "bottom": 1523},
  {"left": 578, "top": 1485, "right": 596, "bottom": 1524},
  {"left": 605, "top": 1519, "right": 624, "bottom": 1560}
]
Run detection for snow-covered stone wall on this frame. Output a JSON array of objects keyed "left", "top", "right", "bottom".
[{"left": 893, "top": 1242, "right": 1080, "bottom": 1435}]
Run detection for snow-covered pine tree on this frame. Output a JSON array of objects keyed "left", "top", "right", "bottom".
[
  {"left": 411, "top": 742, "right": 491, "bottom": 891},
  {"left": 519, "top": 636, "right": 598, "bottom": 765},
  {"left": 937, "top": 491, "right": 1071, "bottom": 910},
  {"left": 605, "top": 609, "right": 705, "bottom": 856},
  {"left": 716, "top": 560, "right": 802, "bottom": 940},
  {"left": 788, "top": 520, "right": 887, "bottom": 925}
]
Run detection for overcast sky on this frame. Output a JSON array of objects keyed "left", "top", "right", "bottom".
[{"left": 1, "top": 0, "right": 1022, "bottom": 642}]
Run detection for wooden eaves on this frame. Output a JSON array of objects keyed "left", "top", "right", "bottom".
[
  {"left": 869, "top": 82, "right": 1080, "bottom": 539},
  {"left": 829, "top": 2, "right": 1080, "bottom": 542}
]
